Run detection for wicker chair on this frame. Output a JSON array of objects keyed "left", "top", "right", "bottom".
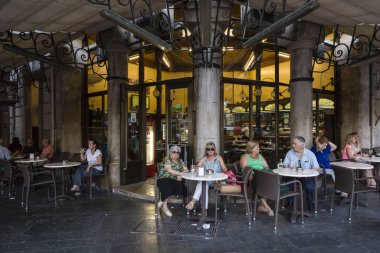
[
  {"left": 215, "top": 166, "right": 253, "bottom": 225},
  {"left": 252, "top": 169, "right": 304, "bottom": 230},
  {"left": 0, "top": 159, "right": 13, "bottom": 197},
  {"left": 154, "top": 163, "right": 188, "bottom": 217},
  {"left": 319, "top": 163, "right": 334, "bottom": 199},
  {"left": 85, "top": 154, "right": 111, "bottom": 197},
  {"left": 331, "top": 164, "right": 378, "bottom": 221},
  {"left": 20, "top": 165, "right": 57, "bottom": 211}
]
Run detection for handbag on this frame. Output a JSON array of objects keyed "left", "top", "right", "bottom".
[{"left": 217, "top": 183, "right": 241, "bottom": 193}]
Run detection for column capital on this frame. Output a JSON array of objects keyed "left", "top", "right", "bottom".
[{"left": 288, "top": 21, "right": 322, "bottom": 51}]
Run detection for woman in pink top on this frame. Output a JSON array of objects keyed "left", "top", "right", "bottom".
[{"left": 342, "top": 133, "right": 376, "bottom": 187}]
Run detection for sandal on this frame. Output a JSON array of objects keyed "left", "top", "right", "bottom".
[
  {"left": 258, "top": 205, "right": 274, "bottom": 217},
  {"left": 185, "top": 201, "right": 195, "bottom": 211}
]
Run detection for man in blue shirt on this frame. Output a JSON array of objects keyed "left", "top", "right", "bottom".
[{"left": 283, "top": 136, "right": 319, "bottom": 210}]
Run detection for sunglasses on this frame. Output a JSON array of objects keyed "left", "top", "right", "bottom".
[
  {"left": 206, "top": 148, "right": 215, "bottom": 151},
  {"left": 171, "top": 151, "right": 181, "bottom": 154}
]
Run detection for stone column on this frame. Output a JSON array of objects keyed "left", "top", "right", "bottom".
[
  {"left": 288, "top": 22, "right": 320, "bottom": 147},
  {"left": 54, "top": 66, "right": 82, "bottom": 154},
  {"left": 340, "top": 64, "right": 371, "bottom": 148},
  {"left": 101, "top": 27, "right": 129, "bottom": 187},
  {"left": 185, "top": 0, "right": 231, "bottom": 160}
]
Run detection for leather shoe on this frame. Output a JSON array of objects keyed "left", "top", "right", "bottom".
[{"left": 158, "top": 201, "right": 163, "bottom": 208}]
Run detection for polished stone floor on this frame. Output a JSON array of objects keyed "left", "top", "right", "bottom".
[{"left": 1, "top": 186, "right": 380, "bottom": 253}]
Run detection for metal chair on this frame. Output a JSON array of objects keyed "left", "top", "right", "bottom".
[
  {"left": 373, "top": 147, "right": 380, "bottom": 156},
  {"left": 252, "top": 169, "right": 304, "bottom": 230},
  {"left": 331, "top": 164, "right": 378, "bottom": 221},
  {"left": 215, "top": 166, "right": 253, "bottom": 225},
  {"left": 85, "top": 154, "right": 111, "bottom": 197},
  {"left": 20, "top": 165, "right": 57, "bottom": 211},
  {"left": 319, "top": 163, "right": 334, "bottom": 199},
  {"left": 0, "top": 159, "right": 13, "bottom": 197}
]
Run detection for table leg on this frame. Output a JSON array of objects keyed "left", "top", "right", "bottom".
[
  {"left": 290, "top": 180, "right": 314, "bottom": 223},
  {"left": 50, "top": 167, "right": 74, "bottom": 201},
  {"left": 196, "top": 181, "right": 207, "bottom": 231}
]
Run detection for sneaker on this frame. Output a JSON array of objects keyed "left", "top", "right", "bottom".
[
  {"left": 158, "top": 201, "right": 163, "bottom": 208},
  {"left": 340, "top": 192, "right": 348, "bottom": 198}
]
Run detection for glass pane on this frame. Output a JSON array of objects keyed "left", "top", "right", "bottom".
[
  {"left": 127, "top": 91, "right": 140, "bottom": 161},
  {"left": 169, "top": 88, "right": 188, "bottom": 144},
  {"left": 88, "top": 95, "right": 107, "bottom": 144},
  {"left": 223, "top": 83, "right": 249, "bottom": 163}
]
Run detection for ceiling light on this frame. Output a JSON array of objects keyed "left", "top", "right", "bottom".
[
  {"left": 242, "top": 0, "right": 320, "bottom": 48},
  {"left": 243, "top": 52, "right": 255, "bottom": 72},
  {"left": 278, "top": 52, "right": 290, "bottom": 58},
  {"left": 224, "top": 28, "right": 234, "bottom": 37},
  {"left": 222, "top": 47, "right": 234, "bottom": 52},
  {"left": 162, "top": 53, "right": 172, "bottom": 70},
  {"left": 100, "top": 9, "right": 173, "bottom": 52},
  {"left": 129, "top": 54, "right": 139, "bottom": 61},
  {"left": 181, "top": 28, "right": 191, "bottom": 38}
]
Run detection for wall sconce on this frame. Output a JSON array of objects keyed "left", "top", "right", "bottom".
[{"left": 239, "top": 86, "right": 247, "bottom": 101}]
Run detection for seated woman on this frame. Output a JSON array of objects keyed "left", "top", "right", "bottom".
[
  {"left": 157, "top": 145, "right": 189, "bottom": 217},
  {"left": 342, "top": 133, "right": 376, "bottom": 187},
  {"left": 186, "top": 142, "right": 227, "bottom": 211},
  {"left": 70, "top": 138, "right": 103, "bottom": 196},
  {"left": 311, "top": 135, "right": 347, "bottom": 197},
  {"left": 240, "top": 141, "right": 274, "bottom": 216}
]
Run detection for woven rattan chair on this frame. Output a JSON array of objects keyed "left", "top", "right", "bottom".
[
  {"left": 215, "top": 166, "right": 253, "bottom": 225},
  {"left": 252, "top": 169, "right": 304, "bottom": 230},
  {"left": 0, "top": 159, "right": 13, "bottom": 197},
  {"left": 20, "top": 165, "right": 57, "bottom": 211},
  {"left": 319, "top": 163, "right": 334, "bottom": 199},
  {"left": 331, "top": 164, "right": 378, "bottom": 221}
]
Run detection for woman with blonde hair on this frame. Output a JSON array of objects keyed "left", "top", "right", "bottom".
[
  {"left": 186, "top": 141, "right": 227, "bottom": 211},
  {"left": 240, "top": 141, "right": 274, "bottom": 216}
]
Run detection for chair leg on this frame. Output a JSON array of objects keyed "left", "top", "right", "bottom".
[
  {"left": 25, "top": 186, "right": 30, "bottom": 211},
  {"left": 244, "top": 191, "right": 251, "bottom": 225},
  {"left": 53, "top": 181, "right": 57, "bottom": 207},
  {"left": 274, "top": 199, "right": 280, "bottom": 230},
  {"left": 355, "top": 193, "right": 358, "bottom": 210},
  {"left": 330, "top": 186, "right": 335, "bottom": 212},
  {"left": 224, "top": 196, "right": 227, "bottom": 213},
  {"left": 300, "top": 189, "right": 304, "bottom": 225},
  {"left": 324, "top": 176, "right": 327, "bottom": 199},
  {"left": 154, "top": 178, "right": 158, "bottom": 218},
  {"left": 349, "top": 193, "right": 354, "bottom": 221},
  {"left": 215, "top": 191, "right": 218, "bottom": 224},
  {"left": 253, "top": 195, "right": 258, "bottom": 221},
  {"left": 89, "top": 174, "right": 93, "bottom": 197},
  {"left": 21, "top": 185, "right": 25, "bottom": 207}
]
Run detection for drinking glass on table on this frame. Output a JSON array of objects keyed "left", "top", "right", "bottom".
[{"left": 368, "top": 149, "right": 373, "bottom": 157}]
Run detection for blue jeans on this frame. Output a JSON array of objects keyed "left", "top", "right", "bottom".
[
  {"left": 288, "top": 177, "right": 315, "bottom": 208},
  {"left": 74, "top": 165, "right": 102, "bottom": 190}
]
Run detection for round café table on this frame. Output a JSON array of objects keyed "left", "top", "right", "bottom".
[
  {"left": 273, "top": 168, "right": 319, "bottom": 223},
  {"left": 181, "top": 172, "right": 228, "bottom": 230},
  {"left": 44, "top": 162, "right": 81, "bottom": 200},
  {"left": 357, "top": 157, "right": 380, "bottom": 180},
  {"left": 14, "top": 158, "right": 48, "bottom": 171}
]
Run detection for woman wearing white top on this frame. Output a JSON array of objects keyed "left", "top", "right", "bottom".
[{"left": 70, "top": 138, "right": 103, "bottom": 195}]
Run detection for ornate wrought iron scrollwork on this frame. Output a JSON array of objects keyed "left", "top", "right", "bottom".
[{"left": 313, "top": 24, "right": 380, "bottom": 73}]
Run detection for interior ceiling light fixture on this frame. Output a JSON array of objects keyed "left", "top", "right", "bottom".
[
  {"left": 243, "top": 52, "right": 255, "bottom": 72},
  {"left": 100, "top": 9, "right": 173, "bottom": 52},
  {"left": 278, "top": 52, "right": 290, "bottom": 58},
  {"left": 242, "top": 0, "right": 320, "bottom": 49},
  {"left": 162, "top": 53, "right": 172, "bottom": 70},
  {"left": 129, "top": 54, "right": 139, "bottom": 61}
]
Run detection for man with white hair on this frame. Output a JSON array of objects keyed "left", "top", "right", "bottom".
[
  {"left": 0, "top": 138, "right": 11, "bottom": 160},
  {"left": 283, "top": 136, "right": 319, "bottom": 210}
]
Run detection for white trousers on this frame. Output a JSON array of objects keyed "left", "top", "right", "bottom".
[{"left": 192, "top": 181, "right": 214, "bottom": 209}]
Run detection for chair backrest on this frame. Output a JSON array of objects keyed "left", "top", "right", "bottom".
[
  {"left": 252, "top": 169, "right": 280, "bottom": 200},
  {"left": 361, "top": 148, "right": 369, "bottom": 155},
  {"left": 0, "top": 159, "right": 12, "bottom": 178},
  {"left": 234, "top": 161, "right": 242, "bottom": 174},
  {"left": 373, "top": 147, "right": 380, "bottom": 156},
  {"left": 329, "top": 152, "right": 338, "bottom": 162},
  {"left": 70, "top": 153, "right": 81, "bottom": 162},
  {"left": 331, "top": 165, "right": 354, "bottom": 193}
]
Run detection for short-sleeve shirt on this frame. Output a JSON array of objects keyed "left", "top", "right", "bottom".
[
  {"left": 41, "top": 144, "right": 54, "bottom": 159},
  {"left": 311, "top": 145, "right": 332, "bottom": 169},
  {"left": 283, "top": 148, "right": 319, "bottom": 170},
  {"left": 86, "top": 149, "right": 103, "bottom": 171},
  {"left": 159, "top": 156, "right": 185, "bottom": 180},
  {"left": 0, "top": 145, "right": 11, "bottom": 160}
]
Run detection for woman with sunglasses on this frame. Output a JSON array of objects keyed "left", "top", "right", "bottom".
[
  {"left": 157, "top": 145, "right": 189, "bottom": 217},
  {"left": 240, "top": 141, "right": 274, "bottom": 216},
  {"left": 186, "top": 141, "right": 227, "bottom": 211}
]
